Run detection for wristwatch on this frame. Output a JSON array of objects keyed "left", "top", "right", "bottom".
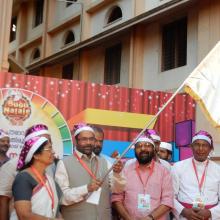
[{"left": 148, "top": 214, "right": 155, "bottom": 220}]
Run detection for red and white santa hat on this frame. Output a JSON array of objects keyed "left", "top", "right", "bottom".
[
  {"left": 0, "top": 129, "right": 9, "bottom": 139},
  {"left": 192, "top": 130, "right": 213, "bottom": 148},
  {"left": 135, "top": 134, "right": 155, "bottom": 147},
  {"left": 146, "top": 129, "right": 161, "bottom": 142},
  {"left": 24, "top": 124, "right": 49, "bottom": 142},
  {"left": 160, "top": 142, "right": 172, "bottom": 152},
  {"left": 73, "top": 123, "right": 94, "bottom": 137}
]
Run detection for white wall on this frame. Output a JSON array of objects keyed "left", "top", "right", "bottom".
[
  {"left": 145, "top": 0, "right": 173, "bottom": 11},
  {"left": 90, "top": 0, "right": 134, "bottom": 37},
  {"left": 51, "top": 24, "right": 80, "bottom": 54},
  {"left": 23, "top": 44, "right": 41, "bottom": 67},
  {"left": 54, "top": 1, "right": 81, "bottom": 25}
]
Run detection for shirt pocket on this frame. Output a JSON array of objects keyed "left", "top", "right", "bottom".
[{"left": 147, "top": 182, "right": 161, "bottom": 200}]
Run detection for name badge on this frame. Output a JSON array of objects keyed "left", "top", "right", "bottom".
[
  {"left": 138, "top": 194, "right": 151, "bottom": 210},
  {"left": 193, "top": 196, "right": 205, "bottom": 209}
]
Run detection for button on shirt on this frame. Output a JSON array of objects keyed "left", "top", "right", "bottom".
[
  {"left": 111, "top": 159, "right": 174, "bottom": 220},
  {"left": 171, "top": 157, "right": 220, "bottom": 220}
]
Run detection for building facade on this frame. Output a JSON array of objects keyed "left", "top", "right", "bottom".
[{"left": 7, "top": 0, "right": 220, "bottom": 155}]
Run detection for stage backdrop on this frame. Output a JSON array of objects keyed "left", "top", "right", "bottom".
[{"left": 0, "top": 72, "right": 195, "bottom": 158}]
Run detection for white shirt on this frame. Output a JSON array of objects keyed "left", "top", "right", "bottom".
[
  {"left": 159, "top": 158, "right": 171, "bottom": 171},
  {"left": 171, "top": 157, "right": 220, "bottom": 220},
  {"left": 55, "top": 150, "right": 126, "bottom": 205},
  {"left": 0, "top": 157, "right": 18, "bottom": 197}
]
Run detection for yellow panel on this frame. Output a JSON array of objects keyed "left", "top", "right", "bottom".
[{"left": 68, "top": 108, "right": 156, "bottom": 129}]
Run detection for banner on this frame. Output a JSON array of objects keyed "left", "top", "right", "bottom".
[
  {"left": 0, "top": 72, "right": 195, "bottom": 158},
  {"left": 0, "top": 88, "right": 71, "bottom": 158}
]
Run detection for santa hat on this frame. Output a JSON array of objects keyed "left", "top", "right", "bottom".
[
  {"left": 146, "top": 129, "right": 161, "bottom": 142},
  {"left": 17, "top": 136, "right": 48, "bottom": 169},
  {"left": 73, "top": 123, "right": 94, "bottom": 137},
  {"left": 0, "top": 129, "right": 9, "bottom": 139},
  {"left": 192, "top": 130, "right": 213, "bottom": 148},
  {"left": 160, "top": 142, "right": 172, "bottom": 152},
  {"left": 24, "top": 124, "right": 49, "bottom": 142},
  {"left": 135, "top": 134, "right": 155, "bottom": 147}
]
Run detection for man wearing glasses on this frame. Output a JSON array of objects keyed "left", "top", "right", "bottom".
[{"left": 55, "top": 123, "right": 124, "bottom": 220}]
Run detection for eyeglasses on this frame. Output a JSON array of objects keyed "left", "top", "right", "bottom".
[
  {"left": 192, "top": 143, "right": 210, "bottom": 149},
  {"left": 43, "top": 147, "right": 54, "bottom": 152},
  {"left": 78, "top": 137, "right": 96, "bottom": 143},
  {"left": 95, "top": 139, "right": 103, "bottom": 144}
]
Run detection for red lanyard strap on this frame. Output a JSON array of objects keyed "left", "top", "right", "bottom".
[
  {"left": 135, "top": 160, "right": 155, "bottom": 190},
  {"left": 30, "top": 166, "right": 54, "bottom": 209},
  {"left": 74, "top": 151, "right": 98, "bottom": 180},
  {"left": 192, "top": 159, "right": 209, "bottom": 193}
]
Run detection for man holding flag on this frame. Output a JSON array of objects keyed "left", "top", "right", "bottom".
[{"left": 55, "top": 123, "right": 124, "bottom": 220}]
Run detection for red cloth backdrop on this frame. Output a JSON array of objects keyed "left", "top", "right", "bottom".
[{"left": 0, "top": 72, "right": 195, "bottom": 142}]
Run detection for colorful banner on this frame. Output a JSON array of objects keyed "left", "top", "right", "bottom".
[
  {"left": 0, "top": 72, "right": 195, "bottom": 158},
  {"left": 0, "top": 88, "right": 72, "bottom": 158}
]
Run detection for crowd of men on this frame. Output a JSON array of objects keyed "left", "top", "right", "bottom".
[{"left": 0, "top": 123, "right": 220, "bottom": 220}]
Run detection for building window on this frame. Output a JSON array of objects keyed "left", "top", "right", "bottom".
[
  {"left": 66, "top": 0, "right": 77, "bottom": 7},
  {"left": 162, "top": 17, "right": 187, "bottom": 71},
  {"left": 62, "top": 63, "right": 74, "bottom": 79},
  {"left": 32, "top": 48, "right": 41, "bottom": 61},
  {"left": 10, "top": 16, "right": 17, "bottom": 42},
  {"left": 64, "top": 31, "right": 75, "bottom": 45},
  {"left": 34, "top": 0, "right": 44, "bottom": 27},
  {"left": 104, "top": 43, "right": 121, "bottom": 85},
  {"left": 107, "top": 6, "right": 122, "bottom": 24}
]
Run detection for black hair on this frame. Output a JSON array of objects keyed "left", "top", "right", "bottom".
[
  {"left": 91, "top": 126, "right": 104, "bottom": 136},
  {"left": 18, "top": 140, "right": 48, "bottom": 171}
]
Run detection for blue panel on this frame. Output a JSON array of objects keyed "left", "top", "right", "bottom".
[
  {"left": 171, "top": 142, "right": 179, "bottom": 162},
  {"left": 102, "top": 140, "right": 134, "bottom": 158}
]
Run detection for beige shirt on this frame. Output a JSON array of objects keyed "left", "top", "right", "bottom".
[{"left": 55, "top": 149, "right": 126, "bottom": 205}]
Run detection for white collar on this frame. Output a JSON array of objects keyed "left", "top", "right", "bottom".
[
  {"left": 193, "top": 157, "right": 209, "bottom": 165},
  {"left": 75, "top": 148, "right": 97, "bottom": 161}
]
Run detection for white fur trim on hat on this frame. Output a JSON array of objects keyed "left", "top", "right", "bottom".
[
  {"left": 25, "top": 137, "right": 48, "bottom": 164},
  {"left": 136, "top": 137, "right": 155, "bottom": 147},
  {"left": 24, "top": 130, "right": 50, "bottom": 142},
  {"left": 192, "top": 134, "right": 211, "bottom": 145},
  {"left": 150, "top": 134, "right": 161, "bottom": 142},
  {"left": 160, "top": 142, "right": 172, "bottom": 152},
  {"left": 74, "top": 126, "right": 94, "bottom": 137},
  {"left": 0, "top": 130, "right": 9, "bottom": 139}
]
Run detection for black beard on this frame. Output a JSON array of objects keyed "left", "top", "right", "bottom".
[
  {"left": 93, "top": 147, "right": 102, "bottom": 156},
  {"left": 135, "top": 151, "right": 154, "bottom": 164},
  {"left": 77, "top": 144, "right": 93, "bottom": 156}
]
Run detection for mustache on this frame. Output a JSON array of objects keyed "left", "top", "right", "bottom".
[
  {"left": 83, "top": 144, "right": 93, "bottom": 147},
  {"left": 0, "top": 145, "right": 9, "bottom": 148},
  {"left": 139, "top": 151, "right": 150, "bottom": 156}
]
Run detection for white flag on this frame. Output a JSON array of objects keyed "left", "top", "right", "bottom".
[{"left": 185, "top": 41, "right": 220, "bottom": 127}]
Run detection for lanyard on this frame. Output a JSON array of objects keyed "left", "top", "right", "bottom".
[
  {"left": 30, "top": 166, "right": 54, "bottom": 211},
  {"left": 135, "top": 160, "right": 155, "bottom": 193},
  {"left": 74, "top": 151, "right": 98, "bottom": 180},
  {"left": 192, "top": 159, "right": 209, "bottom": 193}
]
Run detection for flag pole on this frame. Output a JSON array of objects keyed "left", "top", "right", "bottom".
[{"left": 101, "top": 75, "right": 196, "bottom": 183}]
